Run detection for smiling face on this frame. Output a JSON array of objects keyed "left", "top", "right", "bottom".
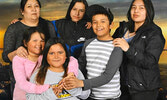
[
  {"left": 131, "top": 0, "right": 146, "bottom": 25},
  {"left": 70, "top": 2, "right": 85, "bottom": 22},
  {"left": 25, "top": 32, "right": 45, "bottom": 56},
  {"left": 21, "top": 0, "right": 40, "bottom": 20},
  {"left": 92, "top": 14, "right": 112, "bottom": 40},
  {"left": 47, "top": 43, "right": 66, "bottom": 72}
]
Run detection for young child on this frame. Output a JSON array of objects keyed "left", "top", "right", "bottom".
[
  {"left": 64, "top": 4, "right": 123, "bottom": 100},
  {"left": 12, "top": 27, "right": 79, "bottom": 100},
  {"left": 26, "top": 38, "right": 90, "bottom": 100}
]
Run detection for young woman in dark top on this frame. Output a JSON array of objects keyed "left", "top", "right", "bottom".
[
  {"left": 52, "top": 0, "right": 95, "bottom": 59},
  {"left": 2, "top": 0, "right": 55, "bottom": 98},
  {"left": 113, "top": 0, "right": 165, "bottom": 100}
]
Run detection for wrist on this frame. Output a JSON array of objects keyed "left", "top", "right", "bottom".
[{"left": 78, "top": 80, "right": 84, "bottom": 88}]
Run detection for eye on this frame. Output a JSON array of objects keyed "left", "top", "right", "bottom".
[
  {"left": 35, "top": 4, "right": 39, "bottom": 7},
  {"left": 27, "top": 5, "right": 31, "bottom": 8},
  {"left": 58, "top": 51, "right": 64, "bottom": 54},
  {"left": 49, "top": 52, "right": 54, "bottom": 55},
  {"left": 139, "top": 6, "right": 145, "bottom": 10},
  {"left": 72, "top": 8, "right": 77, "bottom": 11},
  {"left": 92, "top": 21, "right": 97, "bottom": 24},
  {"left": 33, "top": 39, "right": 37, "bottom": 42},
  {"left": 80, "top": 9, "right": 85, "bottom": 12},
  {"left": 131, "top": 6, "right": 136, "bottom": 9},
  {"left": 101, "top": 20, "right": 105, "bottom": 23}
]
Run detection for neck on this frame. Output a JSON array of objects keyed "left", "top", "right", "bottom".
[
  {"left": 134, "top": 22, "right": 144, "bottom": 32},
  {"left": 97, "top": 34, "right": 113, "bottom": 41},
  {"left": 49, "top": 66, "right": 64, "bottom": 72},
  {"left": 21, "top": 18, "right": 39, "bottom": 27},
  {"left": 28, "top": 53, "right": 40, "bottom": 62}
]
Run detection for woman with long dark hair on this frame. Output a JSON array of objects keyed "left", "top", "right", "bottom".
[
  {"left": 113, "top": 0, "right": 165, "bottom": 100},
  {"left": 52, "top": 0, "right": 95, "bottom": 59}
]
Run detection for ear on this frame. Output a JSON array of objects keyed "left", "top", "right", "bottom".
[
  {"left": 20, "top": 9, "right": 24, "bottom": 16},
  {"left": 109, "top": 22, "right": 114, "bottom": 29},
  {"left": 23, "top": 40, "right": 27, "bottom": 47}
]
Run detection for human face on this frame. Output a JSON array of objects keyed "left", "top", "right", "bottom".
[
  {"left": 25, "top": 32, "right": 45, "bottom": 56},
  {"left": 92, "top": 14, "right": 112, "bottom": 40},
  {"left": 70, "top": 2, "right": 85, "bottom": 22},
  {"left": 131, "top": 0, "right": 146, "bottom": 25},
  {"left": 47, "top": 43, "right": 66, "bottom": 72},
  {"left": 22, "top": 0, "right": 40, "bottom": 20}
]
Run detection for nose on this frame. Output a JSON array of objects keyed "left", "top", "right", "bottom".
[
  {"left": 134, "top": 7, "right": 139, "bottom": 13},
  {"left": 97, "top": 22, "right": 101, "bottom": 27},
  {"left": 54, "top": 53, "right": 58, "bottom": 58},
  {"left": 32, "top": 6, "right": 36, "bottom": 12},
  {"left": 75, "top": 10, "right": 79, "bottom": 16}
]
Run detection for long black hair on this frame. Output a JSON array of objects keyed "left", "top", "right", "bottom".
[
  {"left": 127, "top": 0, "right": 155, "bottom": 32},
  {"left": 65, "top": 0, "right": 88, "bottom": 20},
  {"left": 36, "top": 38, "right": 70, "bottom": 85}
]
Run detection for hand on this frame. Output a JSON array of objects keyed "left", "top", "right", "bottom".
[
  {"left": 10, "top": 19, "right": 19, "bottom": 24},
  {"left": 52, "top": 85, "right": 62, "bottom": 97},
  {"left": 16, "top": 46, "right": 28, "bottom": 58},
  {"left": 63, "top": 75, "right": 83, "bottom": 90},
  {"left": 113, "top": 38, "right": 130, "bottom": 52},
  {"left": 85, "top": 22, "right": 92, "bottom": 29}
]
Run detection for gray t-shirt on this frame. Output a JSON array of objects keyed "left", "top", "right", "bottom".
[{"left": 26, "top": 69, "right": 90, "bottom": 100}]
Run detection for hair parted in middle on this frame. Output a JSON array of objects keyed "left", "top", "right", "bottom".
[{"left": 35, "top": 37, "right": 70, "bottom": 85}]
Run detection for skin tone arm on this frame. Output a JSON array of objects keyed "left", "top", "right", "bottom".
[
  {"left": 8, "top": 46, "right": 28, "bottom": 61},
  {"left": 62, "top": 75, "right": 83, "bottom": 90}
]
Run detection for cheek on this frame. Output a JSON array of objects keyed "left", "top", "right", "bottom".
[
  {"left": 42, "top": 43, "right": 45, "bottom": 48},
  {"left": 79, "top": 12, "right": 85, "bottom": 17},
  {"left": 62, "top": 55, "right": 66, "bottom": 63},
  {"left": 47, "top": 56, "right": 52, "bottom": 65},
  {"left": 70, "top": 11, "right": 74, "bottom": 17}
]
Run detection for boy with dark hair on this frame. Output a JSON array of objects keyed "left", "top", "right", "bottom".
[{"left": 64, "top": 4, "right": 123, "bottom": 100}]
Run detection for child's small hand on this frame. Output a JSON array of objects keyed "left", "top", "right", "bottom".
[
  {"left": 67, "top": 72, "right": 75, "bottom": 78},
  {"left": 52, "top": 85, "right": 62, "bottom": 97}
]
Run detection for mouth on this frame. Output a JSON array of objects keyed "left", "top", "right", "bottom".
[
  {"left": 133, "top": 14, "right": 139, "bottom": 18},
  {"left": 96, "top": 28, "right": 103, "bottom": 32},
  {"left": 32, "top": 13, "right": 37, "bottom": 15},
  {"left": 73, "top": 16, "right": 80, "bottom": 19}
]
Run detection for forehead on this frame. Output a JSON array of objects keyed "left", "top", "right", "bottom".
[
  {"left": 49, "top": 44, "right": 64, "bottom": 51},
  {"left": 26, "top": 0, "right": 39, "bottom": 5},
  {"left": 132, "top": 0, "right": 145, "bottom": 6},
  {"left": 73, "top": 2, "right": 85, "bottom": 9},
  {"left": 92, "top": 14, "right": 108, "bottom": 21},
  {"left": 30, "top": 32, "right": 44, "bottom": 38}
]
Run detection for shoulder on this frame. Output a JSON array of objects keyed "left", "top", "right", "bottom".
[
  {"left": 143, "top": 23, "right": 163, "bottom": 37},
  {"left": 69, "top": 56, "right": 78, "bottom": 63},
  {"left": 7, "top": 21, "right": 22, "bottom": 30},
  {"left": 13, "top": 55, "right": 26, "bottom": 62},
  {"left": 85, "top": 38, "right": 95, "bottom": 44},
  {"left": 111, "top": 47, "right": 123, "bottom": 56}
]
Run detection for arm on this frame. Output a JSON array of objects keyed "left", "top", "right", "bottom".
[
  {"left": 65, "top": 70, "right": 90, "bottom": 99},
  {"left": 2, "top": 25, "right": 17, "bottom": 62},
  {"left": 64, "top": 47, "right": 123, "bottom": 90},
  {"left": 126, "top": 29, "right": 165, "bottom": 69},
  {"left": 83, "top": 47, "right": 123, "bottom": 90},
  {"left": 47, "top": 21, "right": 57, "bottom": 38},
  {"left": 2, "top": 25, "right": 28, "bottom": 62},
  {"left": 12, "top": 56, "right": 49, "bottom": 94},
  {"left": 67, "top": 56, "right": 78, "bottom": 77},
  {"left": 26, "top": 88, "right": 58, "bottom": 100}
]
